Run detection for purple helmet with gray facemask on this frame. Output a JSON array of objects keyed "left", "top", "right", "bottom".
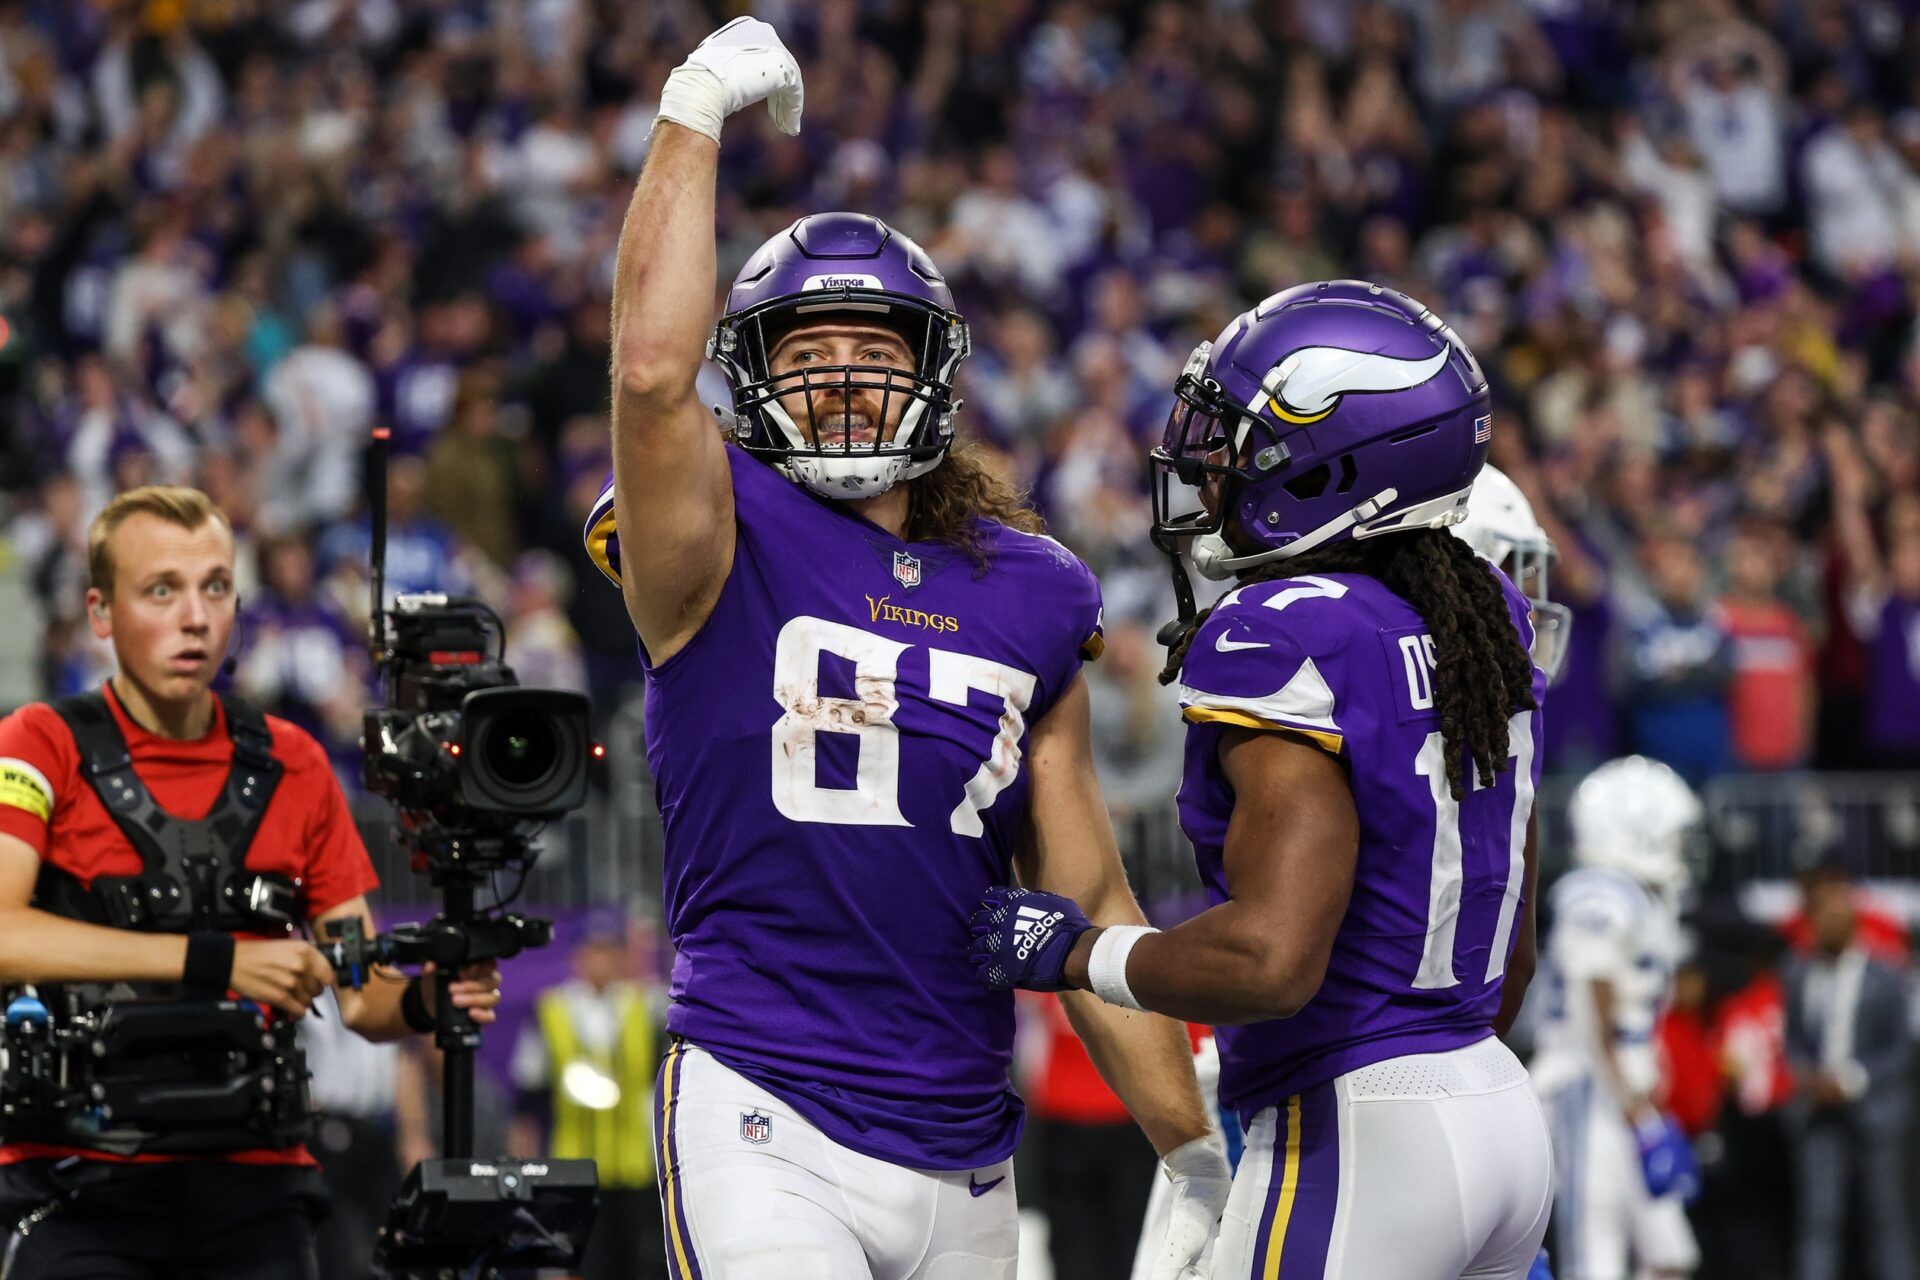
[
  {"left": 1151, "top": 280, "right": 1492, "bottom": 591},
  {"left": 708, "top": 212, "right": 970, "bottom": 500}
]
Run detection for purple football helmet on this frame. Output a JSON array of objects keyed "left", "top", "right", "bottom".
[
  {"left": 708, "top": 212, "right": 970, "bottom": 499},
  {"left": 1151, "top": 280, "right": 1491, "bottom": 584}
]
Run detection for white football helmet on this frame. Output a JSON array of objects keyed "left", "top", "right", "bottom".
[
  {"left": 1452, "top": 465, "right": 1572, "bottom": 682},
  {"left": 1567, "top": 756, "right": 1705, "bottom": 897}
]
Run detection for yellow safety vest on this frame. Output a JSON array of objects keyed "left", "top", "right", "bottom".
[{"left": 536, "top": 984, "right": 656, "bottom": 1188}]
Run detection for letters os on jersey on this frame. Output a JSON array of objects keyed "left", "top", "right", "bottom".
[
  {"left": 1173, "top": 570, "right": 1546, "bottom": 1123},
  {"left": 585, "top": 446, "right": 1103, "bottom": 1170}
]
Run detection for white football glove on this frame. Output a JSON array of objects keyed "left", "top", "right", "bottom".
[
  {"left": 654, "top": 17, "right": 804, "bottom": 144},
  {"left": 1145, "top": 1134, "right": 1232, "bottom": 1280}
]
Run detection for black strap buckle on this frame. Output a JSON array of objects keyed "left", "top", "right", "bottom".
[{"left": 94, "top": 875, "right": 186, "bottom": 931}]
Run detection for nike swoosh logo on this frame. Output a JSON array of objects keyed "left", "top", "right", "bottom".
[
  {"left": 1214, "top": 633, "right": 1269, "bottom": 653},
  {"left": 968, "top": 1173, "right": 1005, "bottom": 1197}
]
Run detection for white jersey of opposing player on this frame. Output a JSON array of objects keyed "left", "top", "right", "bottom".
[{"left": 1530, "top": 866, "right": 1680, "bottom": 1099}]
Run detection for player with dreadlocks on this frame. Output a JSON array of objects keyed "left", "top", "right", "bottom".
[{"left": 973, "top": 282, "right": 1554, "bottom": 1279}]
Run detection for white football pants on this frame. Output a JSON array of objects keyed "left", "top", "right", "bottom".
[
  {"left": 1210, "top": 1036, "right": 1554, "bottom": 1280},
  {"left": 652, "top": 1041, "right": 1018, "bottom": 1280},
  {"left": 1538, "top": 1075, "right": 1698, "bottom": 1280}
]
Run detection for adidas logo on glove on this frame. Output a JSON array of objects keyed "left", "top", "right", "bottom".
[
  {"left": 1012, "top": 904, "right": 1064, "bottom": 961},
  {"left": 969, "top": 886, "right": 1094, "bottom": 994}
]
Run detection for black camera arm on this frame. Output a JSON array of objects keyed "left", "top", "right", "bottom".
[
  {"left": 321, "top": 915, "right": 555, "bottom": 990},
  {"left": 321, "top": 902, "right": 552, "bottom": 1151}
]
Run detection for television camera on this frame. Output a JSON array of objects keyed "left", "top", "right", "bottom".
[{"left": 320, "top": 427, "right": 600, "bottom": 1279}]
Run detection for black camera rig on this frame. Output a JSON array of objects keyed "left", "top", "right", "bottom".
[
  {"left": 1, "top": 988, "right": 309, "bottom": 1157},
  {"left": 325, "top": 426, "right": 599, "bottom": 1280}
]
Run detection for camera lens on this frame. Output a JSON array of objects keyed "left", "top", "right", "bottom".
[
  {"left": 481, "top": 711, "right": 558, "bottom": 790},
  {"left": 454, "top": 686, "right": 591, "bottom": 817}
]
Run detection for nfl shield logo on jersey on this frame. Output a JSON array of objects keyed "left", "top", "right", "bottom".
[
  {"left": 892, "top": 550, "right": 922, "bottom": 588},
  {"left": 740, "top": 1111, "right": 772, "bottom": 1145}
]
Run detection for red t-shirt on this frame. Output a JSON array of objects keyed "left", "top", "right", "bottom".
[
  {"left": 1719, "top": 597, "right": 1813, "bottom": 770},
  {"left": 0, "top": 681, "right": 379, "bottom": 1166},
  {"left": 1713, "top": 971, "right": 1793, "bottom": 1116},
  {"left": 1655, "top": 1007, "right": 1724, "bottom": 1136}
]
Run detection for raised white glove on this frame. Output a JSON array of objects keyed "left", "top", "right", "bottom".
[
  {"left": 1147, "top": 1134, "right": 1232, "bottom": 1280},
  {"left": 654, "top": 17, "right": 803, "bottom": 144}
]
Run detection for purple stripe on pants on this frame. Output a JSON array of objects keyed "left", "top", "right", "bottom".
[
  {"left": 1277, "top": 1081, "right": 1340, "bottom": 1278},
  {"left": 1249, "top": 1097, "right": 1295, "bottom": 1278},
  {"left": 653, "top": 1044, "right": 705, "bottom": 1280}
]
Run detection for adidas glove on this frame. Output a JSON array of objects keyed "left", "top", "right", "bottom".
[
  {"left": 654, "top": 17, "right": 803, "bottom": 144},
  {"left": 968, "top": 886, "right": 1092, "bottom": 993}
]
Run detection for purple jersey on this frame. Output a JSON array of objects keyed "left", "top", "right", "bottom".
[
  {"left": 1173, "top": 570, "right": 1546, "bottom": 1122},
  {"left": 1865, "top": 595, "right": 1920, "bottom": 756},
  {"left": 584, "top": 445, "right": 1103, "bottom": 1169}
]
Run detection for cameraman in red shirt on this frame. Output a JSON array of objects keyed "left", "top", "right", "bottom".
[{"left": 0, "top": 486, "right": 501, "bottom": 1279}]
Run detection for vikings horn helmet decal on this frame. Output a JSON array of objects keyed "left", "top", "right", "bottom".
[
  {"left": 1263, "top": 347, "right": 1452, "bottom": 423},
  {"left": 1150, "top": 281, "right": 1493, "bottom": 613},
  {"left": 709, "top": 212, "right": 970, "bottom": 500}
]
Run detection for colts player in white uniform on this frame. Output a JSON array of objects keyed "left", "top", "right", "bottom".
[
  {"left": 1531, "top": 758, "right": 1704, "bottom": 1280},
  {"left": 1453, "top": 467, "right": 1571, "bottom": 686}
]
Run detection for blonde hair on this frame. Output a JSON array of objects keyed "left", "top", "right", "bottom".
[{"left": 87, "top": 486, "right": 231, "bottom": 597}]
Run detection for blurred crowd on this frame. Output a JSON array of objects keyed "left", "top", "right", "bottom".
[
  {"left": 5, "top": 5, "right": 1920, "bottom": 1278},
  {"left": 2, "top": 0, "right": 1920, "bottom": 803}
]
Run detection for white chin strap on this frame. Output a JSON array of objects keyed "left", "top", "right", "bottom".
[
  {"left": 1190, "top": 486, "right": 1473, "bottom": 581},
  {"left": 765, "top": 398, "right": 946, "bottom": 500}
]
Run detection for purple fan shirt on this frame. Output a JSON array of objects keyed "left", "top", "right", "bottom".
[
  {"left": 584, "top": 445, "right": 1104, "bottom": 1169},
  {"left": 1173, "top": 569, "right": 1546, "bottom": 1123},
  {"left": 1865, "top": 595, "right": 1920, "bottom": 757}
]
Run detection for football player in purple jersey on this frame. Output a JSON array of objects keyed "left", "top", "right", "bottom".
[
  {"left": 590, "top": 18, "right": 1227, "bottom": 1280},
  {"left": 975, "top": 282, "right": 1555, "bottom": 1279}
]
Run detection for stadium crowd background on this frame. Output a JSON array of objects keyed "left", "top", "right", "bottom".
[{"left": 1, "top": 1, "right": 1918, "bottom": 1278}]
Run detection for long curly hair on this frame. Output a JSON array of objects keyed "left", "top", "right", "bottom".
[
  {"left": 906, "top": 437, "right": 1045, "bottom": 564},
  {"left": 1160, "top": 528, "right": 1537, "bottom": 800}
]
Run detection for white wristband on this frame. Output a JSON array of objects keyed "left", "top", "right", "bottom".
[{"left": 1088, "top": 925, "right": 1157, "bottom": 1012}]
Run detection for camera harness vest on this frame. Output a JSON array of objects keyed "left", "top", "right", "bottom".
[
  {"left": 33, "top": 691, "right": 301, "bottom": 934},
  {"left": 2, "top": 691, "right": 314, "bottom": 1155}
]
